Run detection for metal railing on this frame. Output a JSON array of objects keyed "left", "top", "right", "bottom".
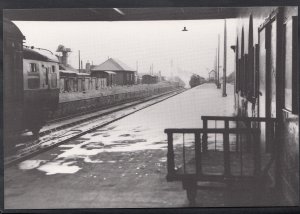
[{"left": 165, "top": 116, "right": 278, "bottom": 182}]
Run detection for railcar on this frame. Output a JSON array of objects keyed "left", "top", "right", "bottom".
[{"left": 4, "top": 19, "right": 60, "bottom": 137}]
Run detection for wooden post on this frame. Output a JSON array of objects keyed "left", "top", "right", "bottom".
[
  {"left": 195, "top": 133, "right": 202, "bottom": 175},
  {"left": 78, "top": 50, "right": 81, "bottom": 73},
  {"left": 246, "top": 120, "right": 251, "bottom": 152},
  {"left": 253, "top": 130, "right": 261, "bottom": 177},
  {"left": 223, "top": 120, "right": 231, "bottom": 177},
  {"left": 167, "top": 132, "right": 175, "bottom": 181},
  {"left": 202, "top": 119, "right": 208, "bottom": 152},
  {"left": 217, "top": 34, "right": 221, "bottom": 89},
  {"left": 222, "top": 20, "right": 227, "bottom": 97}
]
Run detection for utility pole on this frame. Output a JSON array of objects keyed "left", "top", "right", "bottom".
[
  {"left": 78, "top": 50, "right": 81, "bottom": 73},
  {"left": 217, "top": 34, "right": 220, "bottom": 89},
  {"left": 215, "top": 48, "right": 218, "bottom": 86},
  {"left": 222, "top": 19, "right": 227, "bottom": 97}
]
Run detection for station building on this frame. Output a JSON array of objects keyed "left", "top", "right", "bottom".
[{"left": 91, "top": 58, "right": 136, "bottom": 86}]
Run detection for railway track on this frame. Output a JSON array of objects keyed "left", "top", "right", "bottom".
[
  {"left": 40, "top": 89, "right": 182, "bottom": 137},
  {"left": 5, "top": 88, "right": 186, "bottom": 167}
]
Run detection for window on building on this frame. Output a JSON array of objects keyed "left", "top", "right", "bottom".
[
  {"left": 52, "top": 65, "right": 56, "bottom": 73},
  {"left": 29, "top": 63, "right": 38, "bottom": 72},
  {"left": 284, "top": 16, "right": 298, "bottom": 114}
]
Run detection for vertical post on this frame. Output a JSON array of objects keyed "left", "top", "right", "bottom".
[
  {"left": 78, "top": 50, "right": 81, "bottom": 73},
  {"left": 223, "top": 19, "right": 227, "bottom": 97},
  {"left": 224, "top": 120, "right": 231, "bottom": 177},
  {"left": 195, "top": 133, "right": 202, "bottom": 175},
  {"left": 215, "top": 48, "right": 218, "bottom": 87},
  {"left": 215, "top": 120, "right": 217, "bottom": 151},
  {"left": 246, "top": 120, "right": 251, "bottom": 152},
  {"left": 202, "top": 119, "right": 208, "bottom": 152},
  {"left": 217, "top": 34, "right": 221, "bottom": 89},
  {"left": 182, "top": 134, "right": 186, "bottom": 174},
  {"left": 253, "top": 129, "right": 261, "bottom": 177},
  {"left": 236, "top": 119, "right": 240, "bottom": 152},
  {"left": 167, "top": 132, "right": 175, "bottom": 181}
]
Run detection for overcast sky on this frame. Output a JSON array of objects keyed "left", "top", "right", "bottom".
[{"left": 14, "top": 19, "right": 236, "bottom": 84}]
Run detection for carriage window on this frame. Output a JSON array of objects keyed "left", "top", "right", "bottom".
[
  {"left": 284, "top": 16, "right": 298, "bottom": 114},
  {"left": 30, "top": 63, "right": 38, "bottom": 72}
]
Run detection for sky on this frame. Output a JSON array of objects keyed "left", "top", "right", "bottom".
[{"left": 14, "top": 19, "right": 236, "bottom": 85}]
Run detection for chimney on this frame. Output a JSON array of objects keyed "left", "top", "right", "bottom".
[
  {"left": 62, "top": 51, "right": 68, "bottom": 66},
  {"left": 86, "top": 60, "right": 91, "bottom": 73},
  {"left": 56, "top": 45, "right": 71, "bottom": 66}
]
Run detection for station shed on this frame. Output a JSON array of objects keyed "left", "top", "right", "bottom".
[
  {"left": 142, "top": 74, "right": 158, "bottom": 84},
  {"left": 91, "top": 58, "right": 136, "bottom": 86}
]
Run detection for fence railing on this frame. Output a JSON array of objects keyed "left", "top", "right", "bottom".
[{"left": 165, "top": 116, "right": 278, "bottom": 180}]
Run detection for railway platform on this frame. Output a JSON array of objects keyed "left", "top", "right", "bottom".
[{"left": 4, "top": 83, "right": 284, "bottom": 208}]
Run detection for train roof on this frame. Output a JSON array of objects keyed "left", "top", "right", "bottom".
[
  {"left": 23, "top": 48, "right": 59, "bottom": 63},
  {"left": 4, "top": 19, "right": 25, "bottom": 40}
]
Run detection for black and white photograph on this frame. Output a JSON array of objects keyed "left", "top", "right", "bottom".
[{"left": 2, "top": 3, "right": 299, "bottom": 211}]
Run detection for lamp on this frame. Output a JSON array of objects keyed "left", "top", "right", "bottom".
[{"left": 182, "top": 26, "right": 188, "bottom": 31}]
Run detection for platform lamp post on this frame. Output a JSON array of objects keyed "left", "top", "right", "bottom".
[
  {"left": 217, "top": 34, "right": 221, "bottom": 89},
  {"left": 222, "top": 19, "right": 227, "bottom": 97}
]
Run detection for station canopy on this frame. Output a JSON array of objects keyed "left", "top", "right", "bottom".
[
  {"left": 104, "top": 71, "right": 117, "bottom": 75},
  {"left": 4, "top": 8, "right": 237, "bottom": 21}
]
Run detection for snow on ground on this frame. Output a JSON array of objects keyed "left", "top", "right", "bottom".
[{"left": 18, "top": 83, "right": 235, "bottom": 175}]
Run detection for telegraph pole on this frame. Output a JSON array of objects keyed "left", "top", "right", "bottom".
[
  {"left": 215, "top": 48, "right": 218, "bottom": 86},
  {"left": 78, "top": 50, "right": 81, "bottom": 73},
  {"left": 217, "top": 34, "right": 220, "bottom": 89},
  {"left": 222, "top": 20, "right": 227, "bottom": 97}
]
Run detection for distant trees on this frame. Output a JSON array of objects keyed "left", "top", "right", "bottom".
[{"left": 189, "top": 74, "right": 205, "bottom": 88}]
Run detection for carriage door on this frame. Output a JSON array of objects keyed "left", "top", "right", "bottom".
[{"left": 258, "top": 14, "right": 277, "bottom": 152}]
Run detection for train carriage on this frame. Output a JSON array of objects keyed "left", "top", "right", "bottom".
[{"left": 4, "top": 19, "right": 60, "bottom": 137}]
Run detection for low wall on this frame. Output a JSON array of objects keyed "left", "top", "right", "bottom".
[{"left": 50, "top": 85, "right": 179, "bottom": 120}]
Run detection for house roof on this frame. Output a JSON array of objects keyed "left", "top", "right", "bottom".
[
  {"left": 77, "top": 73, "right": 90, "bottom": 76},
  {"left": 91, "top": 58, "right": 135, "bottom": 72},
  {"left": 24, "top": 48, "right": 59, "bottom": 63},
  {"left": 59, "top": 64, "right": 78, "bottom": 72},
  {"left": 59, "top": 70, "right": 77, "bottom": 74}
]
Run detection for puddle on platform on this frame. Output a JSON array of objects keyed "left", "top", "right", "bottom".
[
  {"left": 37, "top": 160, "right": 81, "bottom": 175},
  {"left": 19, "top": 160, "right": 47, "bottom": 170}
]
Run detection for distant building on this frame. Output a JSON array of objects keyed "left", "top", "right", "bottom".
[
  {"left": 91, "top": 58, "right": 136, "bottom": 86},
  {"left": 208, "top": 70, "right": 216, "bottom": 82},
  {"left": 142, "top": 74, "right": 158, "bottom": 84}
]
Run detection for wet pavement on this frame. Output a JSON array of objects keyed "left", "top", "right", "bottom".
[{"left": 5, "top": 83, "right": 240, "bottom": 209}]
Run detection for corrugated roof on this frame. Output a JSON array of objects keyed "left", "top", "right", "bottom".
[
  {"left": 24, "top": 48, "right": 59, "bottom": 63},
  {"left": 59, "top": 64, "right": 78, "bottom": 72},
  {"left": 104, "top": 71, "right": 116, "bottom": 75},
  {"left": 59, "top": 70, "right": 77, "bottom": 74},
  {"left": 91, "top": 58, "right": 135, "bottom": 72},
  {"left": 77, "top": 73, "right": 90, "bottom": 76}
]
